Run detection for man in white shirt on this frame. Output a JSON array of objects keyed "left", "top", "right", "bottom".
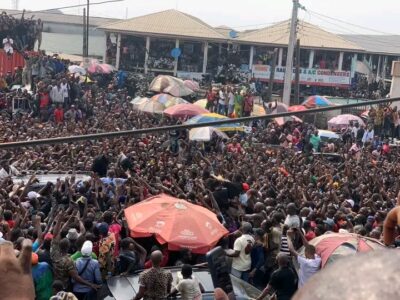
[
  {"left": 287, "top": 228, "right": 321, "bottom": 287},
  {"left": 218, "top": 89, "right": 226, "bottom": 115},
  {"left": 50, "top": 82, "right": 64, "bottom": 105},
  {"left": 2, "top": 36, "right": 14, "bottom": 55},
  {"left": 226, "top": 222, "right": 255, "bottom": 281}
]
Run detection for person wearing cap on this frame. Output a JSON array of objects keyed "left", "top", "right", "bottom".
[
  {"left": 32, "top": 252, "right": 53, "bottom": 300},
  {"left": 226, "top": 222, "right": 255, "bottom": 281},
  {"left": 73, "top": 241, "right": 102, "bottom": 300}
]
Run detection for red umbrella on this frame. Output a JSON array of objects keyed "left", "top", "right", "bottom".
[
  {"left": 288, "top": 105, "right": 307, "bottom": 112},
  {"left": 300, "top": 233, "right": 385, "bottom": 268},
  {"left": 164, "top": 103, "right": 209, "bottom": 118},
  {"left": 124, "top": 194, "right": 228, "bottom": 254}
]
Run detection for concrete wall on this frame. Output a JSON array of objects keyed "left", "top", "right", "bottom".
[{"left": 39, "top": 21, "right": 106, "bottom": 57}]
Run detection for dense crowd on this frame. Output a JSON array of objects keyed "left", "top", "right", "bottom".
[
  {"left": 0, "top": 53, "right": 399, "bottom": 300},
  {"left": 1, "top": 10, "right": 43, "bottom": 53}
]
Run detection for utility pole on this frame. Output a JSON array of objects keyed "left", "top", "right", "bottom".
[
  {"left": 294, "top": 39, "right": 301, "bottom": 104},
  {"left": 86, "top": 0, "right": 90, "bottom": 57},
  {"left": 267, "top": 48, "right": 279, "bottom": 102},
  {"left": 282, "top": 0, "right": 299, "bottom": 106},
  {"left": 83, "top": 8, "right": 87, "bottom": 57}
]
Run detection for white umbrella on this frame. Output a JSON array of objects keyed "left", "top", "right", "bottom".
[
  {"left": 137, "top": 99, "right": 165, "bottom": 114},
  {"left": 68, "top": 65, "right": 86, "bottom": 75},
  {"left": 130, "top": 97, "right": 148, "bottom": 110},
  {"left": 189, "top": 127, "right": 228, "bottom": 142},
  {"left": 318, "top": 130, "right": 340, "bottom": 141}
]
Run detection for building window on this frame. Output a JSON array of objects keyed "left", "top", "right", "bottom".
[
  {"left": 148, "top": 38, "right": 175, "bottom": 70},
  {"left": 253, "top": 46, "right": 276, "bottom": 65},
  {"left": 177, "top": 41, "right": 204, "bottom": 73},
  {"left": 119, "top": 35, "right": 146, "bottom": 71},
  {"left": 313, "top": 50, "right": 339, "bottom": 70},
  {"left": 342, "top": 53, "right": 353, "bottom": 71},
  {"left": 298, "top": 49, "right": 310, "bottom": 68}
]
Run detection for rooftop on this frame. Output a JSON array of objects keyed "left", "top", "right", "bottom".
[
  {"left": 340, "top": 34, "right": 400, "bottom": 56},
  {"left": 237, "top": 20, "right": 364, "bottom": 51},
  {"left": 99, "top": 9, "right": 226, "bottom": 40},
  {"left": 0, "top": 8, "right": 119, "bottom": 27}
]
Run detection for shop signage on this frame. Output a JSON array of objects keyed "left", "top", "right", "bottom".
[{"left": 252, "top": 64, "right": 351, "bottom": 87}]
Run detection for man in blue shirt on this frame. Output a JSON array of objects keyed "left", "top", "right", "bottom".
[{"left": 73, "top": 241, "right": 102, "bottom": 300}]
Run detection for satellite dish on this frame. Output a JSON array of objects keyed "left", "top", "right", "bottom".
[
  {"left": 229, "top": 30, "right": 238, "bottom": 38},
  {"left": 171, "top": 48, "right": 182, "bottom": 59}
]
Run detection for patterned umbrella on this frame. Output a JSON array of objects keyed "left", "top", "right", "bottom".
[
  {"left": 328, "top": 114, "right": 365, "bottom": 130},
  {"left": 193, "top": 99, "right": 207, "bottom": 109},
  {"left": 189, "top": 127, "right": 228, "bottom": 141},
  {"left": 302, "top": 95, "right": 334, "bottom": 108},
  {"left": 252, "top": 104, "right": 266, "bottom": 116},
  {"left": 137, "top": 99, "right": 165, "bottom": 114},
  {"left": 151, "top": 93, "right": 176, "bottom": 104},
  {"left": 184, "top": 80, "right": 200, "bottom": 92},
  {"left": 298, "top": 233, "right": 385, "bottom": 268},
  {"left": 164, "top": 103, "right": 209, "bottom": 118},
  {"left": 149, "top": 75, "right": 194, "bottom": 97},
  {"left": 185, "top": 113, "right": 243, "bottom": 132},
  {"left": 130, "top": 97, "right": 149, "bottom": 110}
]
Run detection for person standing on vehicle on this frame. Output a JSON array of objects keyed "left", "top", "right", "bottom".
[{"left": 134, "top": 250, "right": 173, "bottom": 300}]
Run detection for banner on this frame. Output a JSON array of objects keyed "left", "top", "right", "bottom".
[{"left": 252, "top": 64, "right": 351, "bottom": 87}]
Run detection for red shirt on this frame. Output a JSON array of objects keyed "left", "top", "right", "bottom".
[
  {"left": 227, "top": 143, "right": 242, "bottom": 154},
  {"left": 109, "top": 223, "right": 122, "bottom": 257},
  {"left": 39, "top": 92, "right": 50, "bottom": 108},
  {"left": 54, "top": 108, "right": 64, "bottom": 124}
]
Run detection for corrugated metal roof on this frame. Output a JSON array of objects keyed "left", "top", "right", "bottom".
[
  {"left": 99, "top": 9, "right": 226, "bottom": 40},
  {"left": 0, "top": 8, "right": 118, "bottom": 27},
  {"left": 238, "top": 20, "right": 364, "bottom": 51},
  {"left": 340, "top": 35, "right": 400, "bottom": 55}
]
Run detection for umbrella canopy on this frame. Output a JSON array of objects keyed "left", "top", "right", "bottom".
[
  {"left": 288, "top": 105, "right": 307, "bottom": 112},
  {"left": 149, "top": 75, "right": 193, "bottom": 97},
  {"left": 328, "top": 114, "right": 365, "bottom": 130},
  {"left": 252, "top": 104, "right": 266, "bottom": 116},
  {"left": 78, "top": 75, "right": 93, "bottom": 84},
  {"left": 87, "top": 63, "right": 115, "bottom": 74},
  {"left": 302, "top": 95, "right": 334, "bottom": 108},
  {"left": 318, "top": 129, "right": 340, "bottom": 141},
  {"left": 360, "top": 110, "right": 369, "bottom": 119},
  {"left": 183, "top": 80, "right": 200, "bottom": 92},
  {"left": 185, "top": 113, "right": 244, "bottom": 132},
  {"left": 164, "top": 97, "right": 188, "bottom": 109},
  {"left": 137, "top": 99, "right": 165, "bottom": 114},
  {"left": 189, "top": 127, "right": 228, "bottom": 142},
  {"left": 130, "top": 97, "right": 149, "bottom": 110},
  {"left": 164, "top": 103, "right": 209, "bottom": 118},
  {"left": 151, "top": 93, "right": 176, "bottom": 104},
  {"left": 68, "top": 65, "right": 86, "bottom": 75},
  {"left": 193, "top": 99, "right": 207, "bottom": 109},
  {"left": 271, "top": 102, "right": 289, "bottom": 114},
  {"left": 274, "top": 115, "right": 303, "bottom": 126},
  {"left": 299, "top": 233, "right": 385, "bottom": 268},
  {"left": 124, "top": 194, "right": 228, "bottom": 254}
]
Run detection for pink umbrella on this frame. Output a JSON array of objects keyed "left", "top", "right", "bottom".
[
  {"left": 87, "top": 63, "right": 115, "bottom": 74},
  {"left": 164, "top": 103, "right": 209, "bottom": 118},
  {"left": 288, "top": 105, "right": 307, "bottom": 112},
  {"left": 184, "top": 80, "right": 200, "bottom": 92},
  {"left": 298, "top": 233, "right": 385, "bottom": 268},
  {"left": 328, "top": 114, "right": 365, "bottom": 130},
  {"left": 274, "top": 115, "right": 302, "bottom": 126}
]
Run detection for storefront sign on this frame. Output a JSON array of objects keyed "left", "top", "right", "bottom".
[
  {"left": 177, "top": 71, "right": 203, "bottom": 81},
  {"left": 252, "top": 64, "right": 351, "bottom": 87}
]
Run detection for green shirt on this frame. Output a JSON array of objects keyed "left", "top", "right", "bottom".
[{"left": 70, "top": 251, "right": 98, "bottom": 261}]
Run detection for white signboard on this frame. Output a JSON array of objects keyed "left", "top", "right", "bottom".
[{"left": 252, "top": 64, "right": 351, "bottom": 87}]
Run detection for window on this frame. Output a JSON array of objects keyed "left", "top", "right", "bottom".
[
  {"left": 148, "top": 38, "right": 176, "bottom": 70},
  {"left": 119, "top": 35, "right": 146, "bottom": 71},
  {"left": 178, "top": 41, "right": 204, "bottom": 73}
]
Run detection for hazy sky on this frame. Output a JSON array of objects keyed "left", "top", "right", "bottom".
[{"left": 6, "top": 0, "right": 399, "bottom": 34}]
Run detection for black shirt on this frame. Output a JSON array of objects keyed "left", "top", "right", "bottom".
[{"left": 269, "top": 266, "right": 297, "bottom": 300}]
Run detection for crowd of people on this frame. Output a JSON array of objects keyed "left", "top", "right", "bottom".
[
  {"left": 0, "top": 50, "right": 399, "bottom": 300},
  {"left": 1, "top": 10, "right": 43, "bottom": 53}
]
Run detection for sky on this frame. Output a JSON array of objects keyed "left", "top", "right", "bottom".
[{"left": 5, "top": 0, "right": 399, "bottom": 35}]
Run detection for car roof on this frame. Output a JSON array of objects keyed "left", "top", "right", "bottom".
[{"left": 107, "top": 267, "right": 260, "bottom": 300}]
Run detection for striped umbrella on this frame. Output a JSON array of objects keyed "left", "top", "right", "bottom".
[
  {"left": 302, "top": 95, "right": 334, "bottom": 108},
  {"left": 193, "top": 99, "right": 207, "bottom": 109},
  {"left": 185, "top": 113, "right": 243, "bottom": 132}
]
